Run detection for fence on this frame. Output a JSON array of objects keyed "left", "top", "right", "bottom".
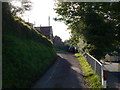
[{"left": 84, "top": 53, "right": 106, "bottom": 87}]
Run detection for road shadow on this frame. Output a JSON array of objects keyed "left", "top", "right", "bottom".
[
  {"left": 49, "top": 56, "right": 86, "bottom": 88},
  {"left": 32, "top": 55, "right": 87, "bottom": 88}
]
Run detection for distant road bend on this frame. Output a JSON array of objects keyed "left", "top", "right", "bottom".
[{"left": 31, "top": 52, "right": 87, "bottom": 88}]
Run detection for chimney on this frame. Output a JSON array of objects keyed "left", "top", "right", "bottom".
[{"left": 48, "top": 16, "right": 50, "bottom": 26}]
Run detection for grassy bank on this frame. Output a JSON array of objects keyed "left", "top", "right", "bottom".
[
  {"left": 3, "top": 35, "right": 57, "bottom": 88},
  {"left": 3, "top": 3, "right": 57, "bottom": 88},
  {"left": 75, "top": 53, "right": 102, "bottom": 88}
]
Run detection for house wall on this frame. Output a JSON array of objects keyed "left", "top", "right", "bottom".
[
  {"left": 105, "top": 54, "right": 110, "bottom": 61},
  {"left": 35, "top": 26, "right": 53, "bottom": 41},
  {"left": 105, "top": 54, "right": 120, "bottom": 61},
  {"left": 110, "top": 56, "right": 119, "bottom": 61}
]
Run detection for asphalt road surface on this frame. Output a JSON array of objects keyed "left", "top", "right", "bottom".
[
  {"left": 106, "top": 71, "right": 120, "bottom": 88},
  {"left": 31, "top": 52, "right": 87, "bottom": 88},
  {"left": 103, "top": 62, "right": 120, "bottom": 88}
]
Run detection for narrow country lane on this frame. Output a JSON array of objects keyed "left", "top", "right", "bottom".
[{"left": 31, "top": 52, "right": 87, "bottom": 88}]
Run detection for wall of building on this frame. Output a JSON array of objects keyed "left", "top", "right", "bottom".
[{"left": 35, "top": 26, "right": 53, "bottom": 41}]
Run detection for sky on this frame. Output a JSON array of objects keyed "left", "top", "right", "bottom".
[{"left": 19, "top": 0, "right": 71, "bottom": 41}]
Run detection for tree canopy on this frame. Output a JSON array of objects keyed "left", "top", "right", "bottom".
[
  {"left": 54, "top": 2, "right": 120, "bottom": 59},
  {"left": 3, "top": 0, "right": 32, "bottom": 16}
]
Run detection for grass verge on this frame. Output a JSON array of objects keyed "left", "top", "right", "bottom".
[
  {"left": 3, "top": 4, "right": 57, "bottom": 88},
  {"left": 3, "top": 35, "right": 57, "bottom": 88},
  {"left": 75, "top": 53, "right": 102, "bottom": 88}
]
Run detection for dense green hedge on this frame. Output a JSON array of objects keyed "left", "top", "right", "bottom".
[{"left": 2, "top": 3, "right": 57, "bottom": 88}]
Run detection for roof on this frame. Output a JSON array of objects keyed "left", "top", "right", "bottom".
[
  {"left": 40, "top": 26, "right": 52, "bottom": 34},
  {"left": 34, "top": 27, "right": 41, "bottom": 31},
  {"left": 108, "top": 53, "right": 120, "bottom": 56}
]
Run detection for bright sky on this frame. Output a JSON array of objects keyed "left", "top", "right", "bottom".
[{"left": 20, "top": 0, "right": 70, "bottom": 41}]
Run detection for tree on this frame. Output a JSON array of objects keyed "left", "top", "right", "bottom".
[
  {"left": 54, "top": 2, "right": 119, "bottom": 59},
  {"left": 10, "top": 0, "right": 32, "bottom": 15}
]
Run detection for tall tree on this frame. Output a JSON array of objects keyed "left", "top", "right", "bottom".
[{"left": 54, "top": 2, "right": 119, "bottom": 59}]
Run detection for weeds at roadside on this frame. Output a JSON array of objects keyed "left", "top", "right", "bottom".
[{"left": 75, "top": 53, "right": 103, "bottom": 88}]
